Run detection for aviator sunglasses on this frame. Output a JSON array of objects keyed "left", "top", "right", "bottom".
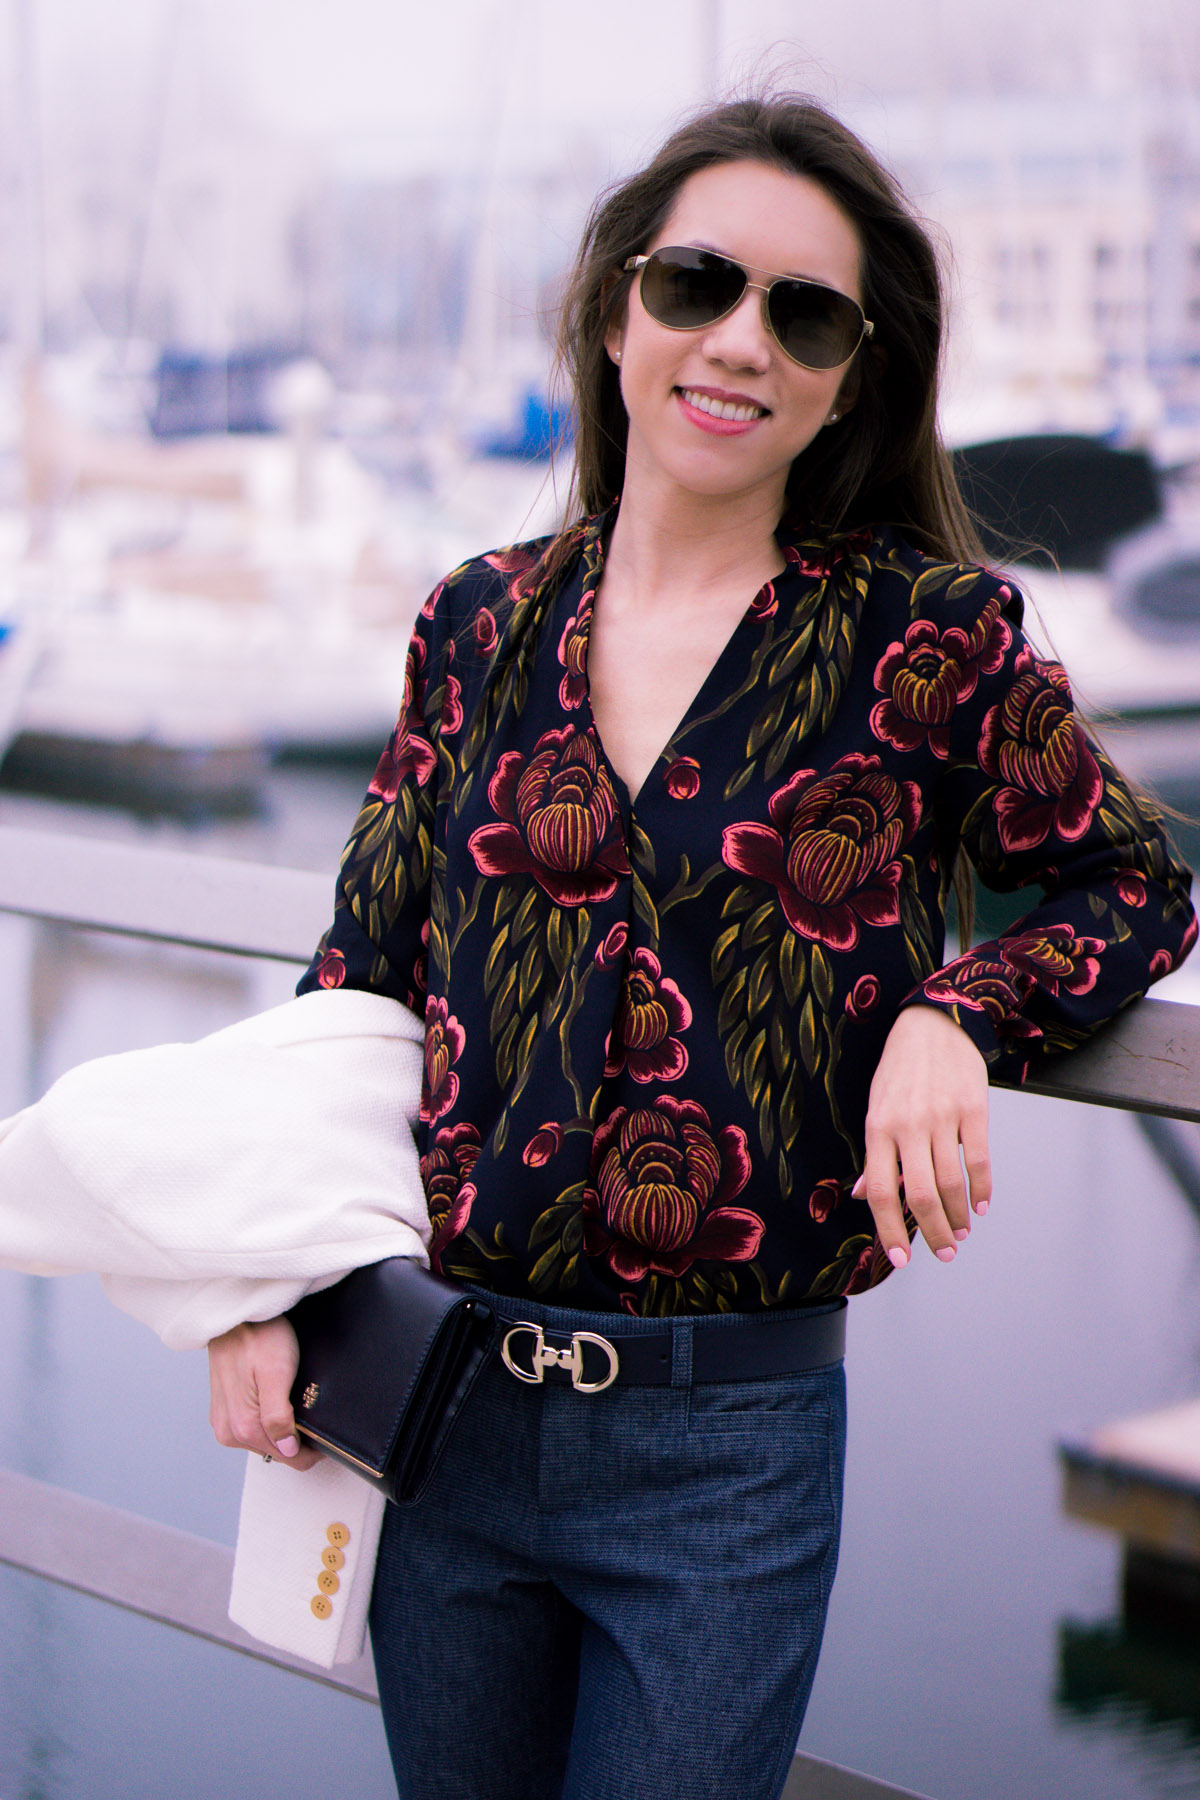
[{"left": 623, "top": 245, "right": 874, "bottom": 372}]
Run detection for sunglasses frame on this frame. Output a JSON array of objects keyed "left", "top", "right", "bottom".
[{"left": 623, "top": 246, "right": 874, "bottom": 373}]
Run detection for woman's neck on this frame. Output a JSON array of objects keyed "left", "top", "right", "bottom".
[{"left": 603, "top": 471, "right": 787, "bottom": 612}]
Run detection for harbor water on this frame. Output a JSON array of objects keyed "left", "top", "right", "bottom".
[{"left": 1, "top": 760, "right": 1199, "bottom": 1800}]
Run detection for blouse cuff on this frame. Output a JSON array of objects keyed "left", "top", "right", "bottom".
[
  {"left": 903, "top": 991, "right": 1004, "bottom": 1065},
  {"left": 904, "top": 947, "right": 1040, "bottom": 1074}
]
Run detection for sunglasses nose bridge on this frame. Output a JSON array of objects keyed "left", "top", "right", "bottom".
[
  {"left": 734, "top": 277, "right": 795, "bottom": 364},
  {"left": 697, "top": 275, "right": 776, "bottom": 367}
]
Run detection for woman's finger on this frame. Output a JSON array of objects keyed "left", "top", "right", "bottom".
[
  {"left": 893, "top": 1134, "right": 957, "bottom": 1262},
  {"left": 208, "top": 1320, "right": 322, "bottom": 1470},
  {"left": 960, "top": 1094, "right": 993, "bottom": 1216},
  {"left": 859, "top": 1002, "right": 993, "bottom": 1265},
  {"left": 859, "top": 1126, "right": 912, "bottom": 1269},
  {"left": 930, "top": 1132, "right": 971, "bottom": 1240}
]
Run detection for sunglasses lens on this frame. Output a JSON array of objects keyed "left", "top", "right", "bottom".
[
  {"left": 639, "top": 248, "right": 746, "bottom": 330},
  {"left": 636, "top": 247, "right": 866, "bottom": 370},
  {"left": 768, "top": 281, "right": 864, "bottom": 370}
]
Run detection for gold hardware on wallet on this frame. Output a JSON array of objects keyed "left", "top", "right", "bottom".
[
  {"left": 500, "top": 1323, "right": 619, "bottom": 1393},
  {"left": 288, "top": 1260, "right": 494, "bottom": 1504}
]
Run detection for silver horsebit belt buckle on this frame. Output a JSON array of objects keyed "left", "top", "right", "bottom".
[{"left": 500, "top": 1323, "right": 619, "bottom": 1393}]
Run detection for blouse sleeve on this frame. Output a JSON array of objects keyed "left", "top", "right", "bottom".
[
  {"left": 296, "top": 581, "right": 461, "bottom": 1017},
  {"left": 912, "top": 586, "right": 1197, "bottom": 1080}
]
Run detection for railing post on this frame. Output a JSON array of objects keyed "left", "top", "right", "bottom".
[{"left": 0, "top": 910, "right": 35, "bottom": 1114}]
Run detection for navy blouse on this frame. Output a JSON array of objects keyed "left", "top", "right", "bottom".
[{"left": 299, "top": 513, "right": 1196, "bottom": 1316}]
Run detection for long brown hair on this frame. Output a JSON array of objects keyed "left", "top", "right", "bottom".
[{"left": 532, "top": 93, "right": 987, "bottom": 939}]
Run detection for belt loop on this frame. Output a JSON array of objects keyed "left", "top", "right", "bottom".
[{"left": 670, "top": 1321, "right": 694, "bottom": 1390}]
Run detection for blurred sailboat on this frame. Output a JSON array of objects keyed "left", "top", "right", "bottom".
[{"left": 954, "top": 432, "right": 1200, "bottom": 720}]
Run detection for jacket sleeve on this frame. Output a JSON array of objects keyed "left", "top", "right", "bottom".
[
  {"left": 296, "top": 579, "right": 462, "bottom": 1017},
  {"left": 912, "top": 589, "right": 1197, "bottom": 1080}
]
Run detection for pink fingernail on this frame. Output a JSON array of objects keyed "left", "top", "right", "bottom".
[
  {"left": 936, "top": 1245, "right": 956, "bottom": 1263},
  {"left": 276, "top": 1435, "right": 299, "bottom": 1458},
  {"left": 975, "top": 1200, "right": 989, "bottom": 1216},
  {"left": 887, "top": 1245, "right": 909, "bottom": 1270},
  {"left": 953, "top": 1228, "right": 970, "bottom": 1242}
]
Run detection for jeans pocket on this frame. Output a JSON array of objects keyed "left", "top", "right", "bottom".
[{"left": 685, "top": 1366, "right": 834, "bottom": 1436}]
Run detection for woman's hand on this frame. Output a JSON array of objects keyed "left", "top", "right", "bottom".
[
  {"left": 855, "top": 1003, "right": 991, "bottom": 1269},
  {"left": 208, "top": 1316, "right": 322, "bottom": 1470}
]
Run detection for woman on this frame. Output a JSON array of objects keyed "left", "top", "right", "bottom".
[{"left": 209, "top": 95, "right": 1195, "bottom": 1799}]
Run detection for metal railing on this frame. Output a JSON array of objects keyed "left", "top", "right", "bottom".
[
  {"left": 2, "top": 821, "right": 1195, "bottom": 1119},
  {"left": 2, "top": 820, "right": 1198, "bottom": 1799}
]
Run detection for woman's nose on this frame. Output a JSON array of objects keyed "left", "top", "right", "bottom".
[{"left": 699, "top": 287, "right": 772, "bottom": 371}]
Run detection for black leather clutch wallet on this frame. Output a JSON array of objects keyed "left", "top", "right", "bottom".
[{"left": 288, "top": 1259, "right": 495, "bottom": 1505}]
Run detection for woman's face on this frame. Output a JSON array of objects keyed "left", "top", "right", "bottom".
[{"left": 606, "top": 159, "right": 864, "bottom": 516}]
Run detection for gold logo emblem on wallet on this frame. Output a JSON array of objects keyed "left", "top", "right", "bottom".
[{"left": 302, "top": 1382, "right": 320, "bottom": 1408}]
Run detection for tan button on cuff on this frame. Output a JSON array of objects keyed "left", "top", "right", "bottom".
[{"left": 310, "top": 1521, "right": 353, "bottom": 1620}]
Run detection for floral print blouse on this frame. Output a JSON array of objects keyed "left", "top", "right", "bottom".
[{"left": 298, "top": 513, "right": 1196, "bottom": 1316}]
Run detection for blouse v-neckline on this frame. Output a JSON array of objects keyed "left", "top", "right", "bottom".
[{"left": 576, "top": 532, "right": 795, "bottom": 812}]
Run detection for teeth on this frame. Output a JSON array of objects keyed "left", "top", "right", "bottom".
[{"left": 680, "top": 388, "right": 766, "bottom": 423}]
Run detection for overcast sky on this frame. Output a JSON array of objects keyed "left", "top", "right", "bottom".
[{"left": 12, "top": 0, "right": 1200, "bottom": 186}]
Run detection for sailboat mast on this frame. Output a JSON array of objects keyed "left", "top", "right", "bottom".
[{"left": 11, "top": 0, "right": 45, "bottom": 359}]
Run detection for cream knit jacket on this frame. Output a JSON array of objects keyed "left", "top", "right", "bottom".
[{"left": 0, "top": 987, "right": 429, "bottom": 1669}]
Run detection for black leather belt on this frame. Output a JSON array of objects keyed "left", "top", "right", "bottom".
[{"left": 493, "top": 1300, "right": 846, "bottom": 1393}]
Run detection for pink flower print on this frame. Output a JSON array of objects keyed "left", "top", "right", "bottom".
[
  {"left": 977, "top": 647, "right": 1102, "bottom": 852},
  {"left": 1114, "top": 871, "right": 1147, "bottom": 909},
  {"left": 722, "top": 754, "right": 921, "bottom": 952},
  {"left": 582, "top": 1097, "right": 762, "bottom": 1285},
  {"left": 483, "top": 543, "right": 543, "bottom": 604},
  {"left": 1000, "top": 924, "right": 1106, "bottom": 998},
  {"left": 315, "top": 946, "right": 346, "bottom": 989},
  {"left": 522, "top": 1123, "right": 563, "bottom": 1167},
  {"left": 556, "top": 587, "right": 593, "bottom": 710},
  {"left": 474, "top": 608, "right": 498, "bottom": 656},
  {"left": 808, "top": 1177, "right": 844, "bottom": 1222},
  {"left": 842, "top": 1240, "right": 896, "bottom": 1296},
  {"left": 664, "top": 756, "right": 700, "bottom": 799},
  {"left": 870, "top": 598, "right": 1011, "bottom": 760},
  {"left": 784, "top": 543, "right": 832, "bottom": 578},
  {"left": 595, "top": 922, "right": 628, "bottom": 969},
  {"left": 603, "top": 950, "right": 692, "bottom": 1083},
  {"left": 421, "top": 997, "right": 466, "bottom": 1123},
  {"left": 845, "top": 974, "right": 879, "bottom": 1017},
  {"left": 421, "top": 1122, "right": 481, "bottom": 1273},
  {"left": 923, "top": 956, "right": 1042, "bottom": 1040},
  {"left": 370, "top": 635, "right": 436, "bottom": 796},
  {"left": 468, "top": 727, "right": 630, "bottom": 907}
]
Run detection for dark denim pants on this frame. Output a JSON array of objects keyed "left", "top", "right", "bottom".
[{"left": 370, "top": 1295, "right": 847, "bottom": 1800}]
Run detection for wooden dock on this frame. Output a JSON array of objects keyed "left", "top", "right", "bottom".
[{"left": 1060, "top": 1398, "right": 1200, "bottom": 1630}]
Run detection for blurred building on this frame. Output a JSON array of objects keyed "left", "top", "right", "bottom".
[
  {"left": 3, "top": 57, "right": 1200, "bottom": 454},
  {"left": 866, "top": 93, "right": 1200, "bottom": 444}
]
